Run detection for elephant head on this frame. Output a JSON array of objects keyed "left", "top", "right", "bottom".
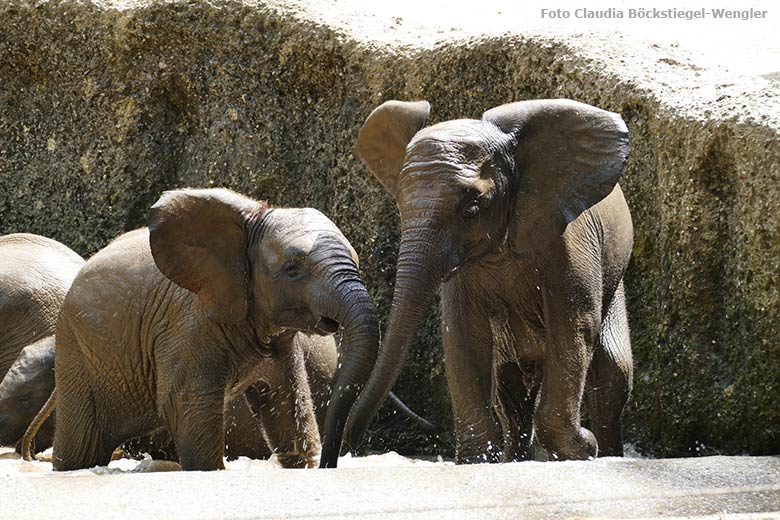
[
  {"left": 334, "top": 99, "right": 628, "bottom": 460},
  {"left": 148, "top": 189, "right": 379, "bottom": 467},
  {"left": 0, "top": 336, "right": 55, "bottom": 448}
]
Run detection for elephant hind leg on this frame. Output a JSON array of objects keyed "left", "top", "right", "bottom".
[
  {"left": 244, "top": 346, "right": 320, "bottom": 469},
  {"left": 224, "top": 394, "right": 271, "bottom": 461},
  {"left": 585, "top": 280, "right": 633, "bottom": 457},
  {"left": 52, "top": 322, "right": 118, "bottom": 471}
]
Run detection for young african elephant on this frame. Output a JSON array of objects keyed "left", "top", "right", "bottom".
[
  {"left": 53, "top": 188, "right": 380, "bottom": 471},
  {"left": 0, "top": 336, "right": 56, "bottom": 451},
  {"left": 0, "top": 234, "right": 84, "bottom": 451},
  {"left": 321, "top": 99, "right": 633, "bottom": 467}
]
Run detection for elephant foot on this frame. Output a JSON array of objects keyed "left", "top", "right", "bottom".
[
  {"left": 455, "top": 441, "right": 503, "bottom": 464},
  {"left": 539, "top": 426, "right": 598, "bottom": 461},
  {"left": 592, "top": 420, "right": 624, "bottom": 457},
  {"left": 275, "top": 454, "right": 306, "bottom": 468},
  {"left": 0, "top": 451, "right": 21, "bottom": 460},
  {"left": 133, "top": 459, "right": 182, "bottom": 472},
  {"left": 275, "top": 450, "right": 319, "bottom": 468},
  {"left": 456, "top": 452, "right": 502, "bottom": 464}
]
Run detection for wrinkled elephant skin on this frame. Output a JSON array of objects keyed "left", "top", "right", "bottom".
[
  {"left": 335, "top": 99, "right": 634, "bottom": 465},
  {"left": 53, "top": 189, "right": 379, "bottom": 471}
]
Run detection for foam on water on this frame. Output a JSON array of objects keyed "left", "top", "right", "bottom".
[{"left": 0, "top": 446, "right": 452, "bottom": 476}]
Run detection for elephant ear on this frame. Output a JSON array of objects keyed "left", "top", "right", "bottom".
[
  {"left": 149, "top": 188, "right": 261, "bottom": 323},
  {"left": 483, "top": 99, "right": 629, "bottom": 257},
  {"left": 353, "top": 100, "right": 431, "bottom": 200}
]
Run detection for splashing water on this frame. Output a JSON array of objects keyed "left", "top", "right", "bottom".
[{"left": 0, "top": 446, "right": 453, "bottom": 476}]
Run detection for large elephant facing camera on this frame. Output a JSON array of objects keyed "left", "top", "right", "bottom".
[
  {"left": 321, "top": 99, "right": 633, "bottom": 467},
  {"left": 53, "top": 188, "right": 380, "bottom": 471}
]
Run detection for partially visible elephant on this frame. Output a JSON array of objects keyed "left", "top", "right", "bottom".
[
  {"left": 53, "top": 188, "right": 380, "bottom": 471},
  {"left": 0, "top": 233, "right": 83, "bottom": 451},
  {"left": 0, "top": 335, "right": 56, "bottom": 452},
  {"left": 0, "top": 234, "right": 84, "bottom": 380},
  {"left": 322, "top": 99, "right": 633, "bottom": 467}
]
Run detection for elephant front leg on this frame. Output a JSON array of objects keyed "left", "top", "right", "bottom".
[
  {"left": 162, "top": 385, "right": 226, "bottom": 471},
  {"left": 245, "top": 342, "right": 320, "bottom": 468},
  {"left": 441, "top": 288, "right": 501, "bottom": 464},
  {"left": 534, "top": 320, "right": 599, "bottom": 461}
]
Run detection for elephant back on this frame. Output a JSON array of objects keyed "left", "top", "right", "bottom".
[{"left": 0, "top": 233, "right": 84, "bottom": 378}]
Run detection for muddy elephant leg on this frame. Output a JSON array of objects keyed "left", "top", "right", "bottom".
[
  {"left": 534, "top": 293, "right": 601, "bottom": 461},
  {"left": 441, "top": 285, "right": 501, "bottom": 464},
  {"left": 585, "top": 280, "right": 632, "bottom": 457},
  {"left": 53, "top": 331, "right": 116, "bottom": 470},
  {"left": 494, "top": 362, "right": 540, "bottom": 462},
  {"left": 53, "top": 377, "right": 115, "bottom": 469},
  {"left": 224, "top": 395, "right": 271, "bottom": 460},
  {"left": 161, "top": 381, "right": 226, "bottom": 471},
  {"left": 244, "top": 342, "right": 320, "bottom": 469}
]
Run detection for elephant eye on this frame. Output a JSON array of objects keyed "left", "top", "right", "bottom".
[
  {"left": 282, "top": 261, "right": 303, "bottom": 280},
  {"left": 463, "top": 200, "right": 480, "bottom": 219},
  {"left": 18, "top": 394, "right": 31, "bottom": 408}
]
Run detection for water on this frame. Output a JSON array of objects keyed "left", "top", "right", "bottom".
[
  {"left": 2, "top": 446, "right": 777, "bottom": 519},
  {"left": 0, "top": 446, "right": 452, "bottom": 476}
]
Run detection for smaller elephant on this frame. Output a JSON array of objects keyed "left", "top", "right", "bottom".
[
  {"left": 0, "top": 233, "right": 83, "bottom": 452},
  {"left": 53, "top": 188, "right": 381, "bottom": 471},
  {"left": 0, "top": 335, "right": 56, "bottom": 453}
]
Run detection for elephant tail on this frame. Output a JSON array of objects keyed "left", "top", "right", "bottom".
[
  {"left": 21, "top": 387, "right": 56, "bottom": 461},
  {"left": 387, "top": 392, "right": 439, "bottom": 434}
]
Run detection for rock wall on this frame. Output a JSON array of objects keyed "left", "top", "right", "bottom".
[{"left": 1, "top": 0, "right": 777, "bottom": 456}]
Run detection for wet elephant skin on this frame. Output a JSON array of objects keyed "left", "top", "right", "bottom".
[
  {"left": 53, "top": 188, "right": 379, "bottom": 471},
  {"left": 325, "top": 99, "right": 634, "bottom": 466}
]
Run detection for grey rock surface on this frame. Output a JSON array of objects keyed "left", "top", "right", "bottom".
[{"left": 0, "top": 0, "right": 778, "bottom": 457}]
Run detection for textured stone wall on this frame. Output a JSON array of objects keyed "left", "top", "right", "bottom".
[{"left": 1, "top": 0, "right": 777, "bottom": 456}]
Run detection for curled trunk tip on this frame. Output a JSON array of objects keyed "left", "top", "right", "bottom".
[{"left": 319, "top": 280, "right": 380, "bottom": 468}]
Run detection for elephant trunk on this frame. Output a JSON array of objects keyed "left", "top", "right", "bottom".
[
  {"left": 342, "top": 229, "right": 442, "bottom": 457},
  {"left": 318, "top": 275, "right": 380, "bottom": 468}
]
